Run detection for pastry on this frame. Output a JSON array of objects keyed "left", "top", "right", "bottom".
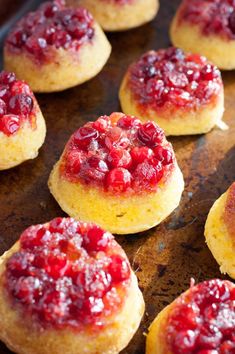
[
  {"left": 205, "top": 182, "right": 235, "bottom": 279},
  {"left": 170, "top": 0, "right": 235, "bottom": 70},
  {"left": 0, "top": 217, "right": 145, "bottom": 354},
  {"left": 48, "top": 112, "right": 184, "bottom": 234},
  {"left": 67, "top": 0, "right": 159, "bottom": 32},
  {"left": 4, "top": 1, "right": 111, "bottom": 92},
  {"left": 120, "top": 47, "right": 225, "bottom": 136},
  {"left": 146, "top": 279, "right": 235, "bottom": 353},
  {"left": 0, "top": 71, "right": 46, "bottom": 170}
]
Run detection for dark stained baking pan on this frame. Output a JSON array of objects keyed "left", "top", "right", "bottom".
[{"left": 0, "top": 0, "right": 235, "bottom": 353}]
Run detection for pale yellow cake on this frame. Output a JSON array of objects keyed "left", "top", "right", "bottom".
[
  {"left": 48, "top": 112, "right": 184, "bottom": 235},
  {"left": 67, "top": 0, "right": 159, "bottom": 31},
  {"left": 205, "top": 183, "right": 235, "bottom": 280},
  {"left": 0, "top": 223, "right": 145, "bottom": 354},
  {"left": 0, "top": 110, "right": 46, "bottom": 170},
  {"left": 120, "top": 73, "right": 225, "bottom": 136},
  {"left": 49, "top": 159, "right": 184, "bottom": 235},
  {"left": 146, "top": 279, "right": 235, "bottom": 354},
  {"left": 170, "top": 3, "right": 235, "bottom": 70},
  {"left": 119, "top": 47, "right": 225, "bottom": 136},
  {"left": 4, "top": 22, "right": 111, "bottom": 93}
]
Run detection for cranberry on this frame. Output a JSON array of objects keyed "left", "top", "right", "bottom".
[
  {"left": 83, "top": 227, "right": 112, "bottom": 252},
  {"left": 133, "top": 161, "right": 163, "bottom": 187},
  {"left": 0, "top": 85, "right": 9, "bottom": 101},
  {"left": 5, "top": 218, "right": 131, "bottom": 329},
  {"left": 107, "top": 148, "right": 132, "bottom": 168},
  {"left": 138, "top": 122, "right": 163, "bottom": 147},
  {"left": 8, "top": 94, "right": 33, "bottom": 116},
  {"left": 0, "top": 99, "right": 6, "bottom": 116},
  {"left": 92, "top": 116, "right": 109, "bottom": 132},
  {"left": 74, "top": 126, "right": 99, "bottom": 149},
  {"left": 128, "top": 47, "right": 222, "bottom": 112},
  {"left": 117, "top": 115, "right": 141, "bottom": 129},
  {"left": 0, "top": 71, "right": 16, "bottom": 85},
  {"left": 81, "top": 156, "right": 109, "bottom": 182},
  {"left": 105, "top": 127, "right": 129, "bottom": 149},
  {"left": 108, "top": 255, "right": 130, "bottom": 282},
  {"left": 106, "top": 168, "right": 132, "bottom": 192},
  {"left": 0, "top": 115, "right": 20, "bottom": 135},
  {"left": 154, "top": 145, "right": 173, "bottom": 165},
  {"left": 166, "top": 279, "right": 235, "bottom": 354},
  {"left": 64, "top": 150, "right": 85, "bottom": 176},
  {"left": 6, "top": 2, "right": 95, "bottom": 64},
  {"left": 131, "top": 146, "right": 154, "bottom": 164}
]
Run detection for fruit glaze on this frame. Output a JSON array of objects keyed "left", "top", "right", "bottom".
[
  {"left": 178, "top": 0, "right": 235, "bottom": 40},
  {"left": 5, "top": 1, "right": 95, "bottom": 64},
  {"left": 166, "top": 279, "right": 235, "bottom": 353},
  {"left": 4, "top": 218, "right": 131, "bottom": 329},
  {"left": 0, "top": 71, "right": 36, "bottom": 136},
  {"left": 60, "top": 113, "right": 175, "bottom": 195},
  {"left": 127, "top": 47, "right": 222, "bottom": 113}
]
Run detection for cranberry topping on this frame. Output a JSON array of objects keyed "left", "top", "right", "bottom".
[
  {"left": 0, "top": 71, "right": 35, "bottom": 136},
  {"left": 5, "top": 218, "right": 131, "bottom": 329},
  {"left": 166, "top": 279, "right": 235, "bottom": 354},
  {"left": 127, "top": 47, "right": 222, "bottom": 113},
  {"left": 60, "top": 113, "right": 175, "bottom": 195},
  {"left": 178, "top": 0, "right": 235, "bottom": 40},
  {"left": 5, "top": 1, "right": 95, "bottom": 64}
]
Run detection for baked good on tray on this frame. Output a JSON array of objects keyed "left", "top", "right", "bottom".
[
  {"left": 120, "top": 47, "right": 225, "bottom": 136},
  {"left": 146, "top": 279, "right": 235, "bottom": 353},
  {"left": 170, "top": 0, "right": 235, "bottom": 70},
  {"left": 48, "top": 112, "right": 184, "bottom": 234},
  {"left": 0, "top": 71, "right": 46, "bottom": 170},
  {"left": 0, "top": 217, "right": 144, "bottom": 354},
  {"left": 67, "top": 0, "right": 159, "bottom": 32},
  {"left": 205, "top": 182, "right": 235, "bottom": 280},
  {"left": 4, "top": 1, "right": 111, "bottom": 92}
]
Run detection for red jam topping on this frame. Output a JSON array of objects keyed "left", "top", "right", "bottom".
[
  {"left": 224, "top": 182, "right": 235, "bottom": 240},
  {"left": 127, "top": 47, "right": 222, "bottom": 113},
  {"left": 5, "top": 218, "right": 131, "bottom": 329},
  {"left": 60, "top": 113, "right": 175, "bottom": 195},
  {"left": 5, "top": 1, "right": 94, "bottom": 64},
  {"left": 0, "top": 71, "right": 35, "bottom": 136},
  {"left": 166, "top": 279, "right": 235, "bottom": 353},
  {"left": 178, "top": 0, "right": 235, "bottom": 40}
]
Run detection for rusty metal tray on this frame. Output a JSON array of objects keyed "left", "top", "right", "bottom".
[{"left": 0, "top": 0, "right": 234, "bottom": 353}]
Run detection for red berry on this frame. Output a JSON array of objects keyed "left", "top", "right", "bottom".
[
  {"left": 0, "top": 99, "right": 6, "bottom": 116},
  {"left": 92, "top": 116, "right": 109, "bottom": 132},
  {"left": 8, "top": 94, "right": 33, "bottom": 116},
  {"left": 0, "top": 115, "right": 20, "bottom": 135},
  {"left": 138, "top": 122, "right": 164, "bottom": 147},
  {"left": 65, "top": 150, "right": 85, "bottom": 175},
  {"left": 81, "top": 156, "right": 108, "bottom": 182},
  {"left": 74, "top": 126, "right": 99, "bottom": 149},
  {"left": 117, "top": 115, "right": 141, "bottom": 129},
  {"left": 0, "top": 71, "right": 16, "bottom": 85},
  {"left": 108, "top": 255, "right": 130, "bottom": 282},
  {"left": 106, "top": 168, "right": 132, "bottom": 192},
  {"left": 131, "top": 146, "right": 154, "bottom": 164},
  {"left": 154, "top": 145, "right": 173, "bottom": 165},
  {"left": 83, "top": 226, "right": 112, "bottom": 252},
  {"left": 105, "top": 127, "right": 129, "bottom": 149},
  {"left": 107, "top": 148, "right": 132, "bottom": 168}
]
